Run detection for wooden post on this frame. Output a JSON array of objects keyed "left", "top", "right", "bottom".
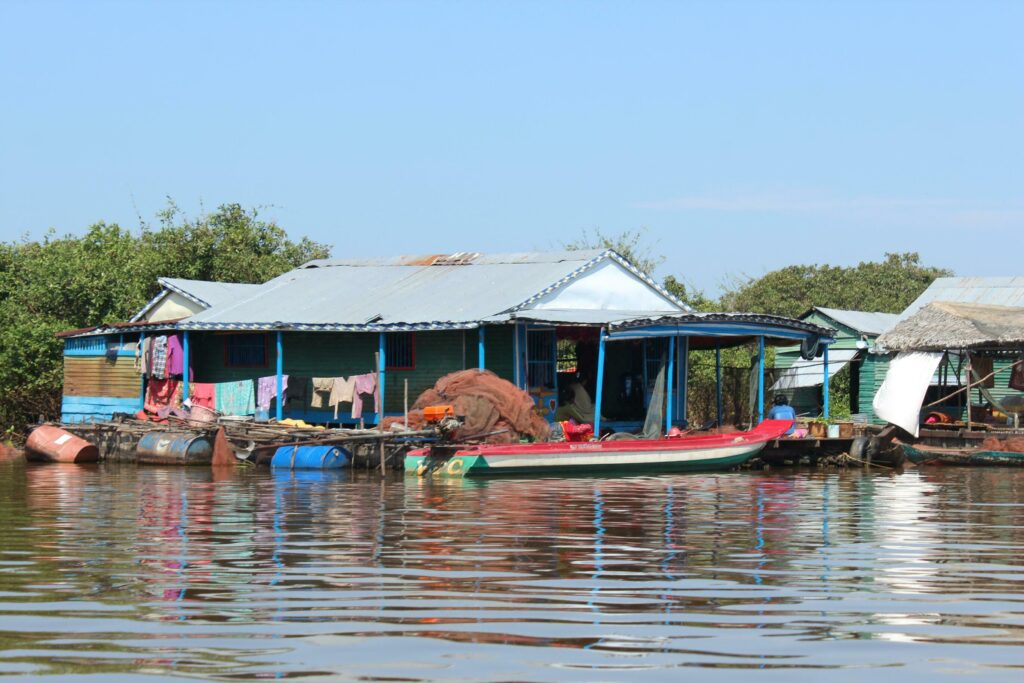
[
  {"left": 964, "top": 350, "right": 972, "bottom": 431},
  {"left": 404, "top": 378, "right": 409, "bottom": 429},
  {"left": 182, "top": 331, "right": 190, "bottom": 400},
  {"left": 715, "top": 341, "right": 723, "bottom": 428},
  {"left": 757, "top": 336, "right": 766, "bottom": 424}
]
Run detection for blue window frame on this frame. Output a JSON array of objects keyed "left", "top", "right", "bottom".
[
  {"left": 224, "top": 333, "right": 268, "bottom": 368},
  {"left": 527, "top": 329, "right": 557, "bottom": 389},
  {"left": 385, "top": 332, "right": 415, "bottom": 370}
]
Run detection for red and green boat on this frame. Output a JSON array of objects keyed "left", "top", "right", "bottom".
[{"left": 407, "top": 419, "right": 791, "bottom": 477}]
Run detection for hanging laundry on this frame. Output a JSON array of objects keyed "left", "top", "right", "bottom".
[
  {"left": 139, "top": 337, "right": 152, "bottom": 375},
  {"left": 285, "top": 377, "right": 310, "bottom": 408},
  {"left": 1010, "top": 356, "right": 1024, "bottom": 392},
  {"left": 150, "top": 335, "right": 169, "bottom": 379},
  {"left": 144, "top": 378, "right": 181, "bottom": 414},
  {"left": 311, "top": 377, "right": 335, "bottom": 408},
  {"left": 166, "top": 333, "right": 184, "bottom": 377},
  {"left": 216, "top": 380, "right": 256, "bottom": 416},
  {"left": 189, "top": 382, "right": 217, "bottom": 410},
  {"left": 257, "top": 375, "right": 288, "bottom": 411},
  {"left": 351, "top": 373, "right": 379, "bottom": 420},
  {"left": 330, "top": 376, "right": 356, "bottom": 418}
]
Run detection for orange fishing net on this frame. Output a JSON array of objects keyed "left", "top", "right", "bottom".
[{"left": 383, "top": 369, "right": 550, "bottom": 443}]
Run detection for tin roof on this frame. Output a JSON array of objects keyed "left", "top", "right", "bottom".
[
  {"left": 606, "top": 312, "right": 835, "bottom": 348},
  {"left": 180, "top": 249, "right": 688, "bottom": 332},
  {"left": 807, "top": 307, "right": 901, "bottom": 336},
  {"left": 130, "top": 277, "right": 263, "bottom": 322},
  {"left": 899, "top": 276, "right": 1024, "bottom": 320}
]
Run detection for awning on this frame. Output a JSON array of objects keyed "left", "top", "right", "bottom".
[
  {"left": 771, "top": 349, "right": 860, "bottom": 391},
  {"left": 873, "top": 351, "right": 944, "bottom": 437}
]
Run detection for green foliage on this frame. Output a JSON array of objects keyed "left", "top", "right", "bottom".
[
  {"left": 563, "top": 227, "right": 663, "bottom": 276},
  {"left": 720, "top": 252, "right": 952, "bottom": 317},
  {"left": 0, "top": 203, "right": 330, "bottom": 432}
]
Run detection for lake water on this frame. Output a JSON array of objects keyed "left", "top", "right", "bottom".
[{"left": 0, "top": 461, "right": 1022, "bottom": 682}]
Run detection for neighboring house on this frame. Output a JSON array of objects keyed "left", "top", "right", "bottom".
[
  {"left": 59, "top": 277, "right": 262, "bottom": 423},
  {"left": 773, "top": 307, "right": 899, "bottom": 420},
  {"left": 873, "top": 276, "right": 1024, "bottom": 423},
  {"left": 59, "top": 250, "right": 688, "bottom": 424},
  {"left": 131, "top": 277, "right": 263, "bottom": 323}
]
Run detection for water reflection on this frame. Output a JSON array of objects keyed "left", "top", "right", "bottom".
[{"left": 0, "top": 462, "right": 1022, "bottom": 680}]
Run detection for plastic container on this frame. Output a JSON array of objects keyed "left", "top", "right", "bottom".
[
  {"left": 137, "top": 432, "right": 213, "bottom": 466},
  {"left": 826, "top": 424, "right": 840, "bottom": 438},
  {"left": 270, "top": 445, "right": 350, "bottom": 469},
  {"left": 25, "top": 426, "right": 99, "bottom": 464}
]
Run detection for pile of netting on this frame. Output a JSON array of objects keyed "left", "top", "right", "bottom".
[
  {"left": 383, "top": 369, "right": 551, "bottom": 443},
  {"left": 980, "top": 436, "right": 1024, "bottom": 453}
]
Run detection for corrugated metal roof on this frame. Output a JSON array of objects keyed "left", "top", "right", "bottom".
[
  {"left": 159, "top": 277, "right": 262, "bottom": 307},
  {"left": 900, "top": 276, "right": 1024, "bottom": 320},
  {"left": 181, "top": 249, "right": 686, "bottom": 331},
  {"left": 810, "top": 307, "right": 901, "bottom": 336},
  {"left": 501, "top": 309, "right": 682, "bottom": 325}
]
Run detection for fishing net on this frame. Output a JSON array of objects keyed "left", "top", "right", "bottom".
[
  {"left": 383, "top": 369, "right": 551, "bottom": 443},
  {"left": 980, "top": 436, "right": 1024, "bottom": 453}
]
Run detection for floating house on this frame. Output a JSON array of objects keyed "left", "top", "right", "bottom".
[
  {"left": 773, "top": 307, "right": 898, "bottom": 420},
  {"left": 59, "top": 278, "right": 260, "bottom": 423},
  {"left": 872, "top": 277, "right": 1024, "bottom": 428},
  {"left": 58, "top": 249, "right": 838, "bottom": 430},
  {"left": 59, "top": 250, "right": 688, "bottom": 424}
]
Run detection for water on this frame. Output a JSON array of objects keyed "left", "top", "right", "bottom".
[{"left": 0, "top": 462, "right": 1022, "bottom": 682}]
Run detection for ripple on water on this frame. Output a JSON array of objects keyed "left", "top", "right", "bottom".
[{"left": 0, "top": 463, "right": 1021, "bottom": 681}]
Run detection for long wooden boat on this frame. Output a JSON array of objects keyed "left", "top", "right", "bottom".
[
  {"left": 902, "top": 442, "right": 1024, "bottom": 466},
  {"left": 407, "top": 419, "right": 792, "bottom": 477}
]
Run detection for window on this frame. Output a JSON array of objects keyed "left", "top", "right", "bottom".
[
  {"left": 527, "top": 329, "right": 557, "bottom": 389},
  {"left": 224, "top": 333, "right": 268, "bottom": 367},
  {"left": 385, "top": 333, "right": 415, "bottom": 370}
]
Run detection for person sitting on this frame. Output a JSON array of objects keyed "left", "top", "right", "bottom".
[
  {"left": 767, "top": 394, "right": 797, "bottom": 435},
  {"left": 554, "top": 377, "right": 604, "bottom": 424}
]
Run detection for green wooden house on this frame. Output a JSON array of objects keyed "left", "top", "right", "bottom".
[
  {"left": 773, "top": 307, "right": 898, "bottom": 421},
  {"left": 59, "top": 250, "right": 689, "bottom": 425}
]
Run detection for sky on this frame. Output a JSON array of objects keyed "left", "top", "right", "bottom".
[{"left": 1, "top": 0, "right": 1021, "bottom": 295}]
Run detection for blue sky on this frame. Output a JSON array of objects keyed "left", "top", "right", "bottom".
[{"left": 1, "top": 0, "right": 1021, "bottom": 295}]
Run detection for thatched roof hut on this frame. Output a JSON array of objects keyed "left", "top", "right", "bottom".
[{"left": 875, "top": 301, "right": 1024, "bottom": 353}]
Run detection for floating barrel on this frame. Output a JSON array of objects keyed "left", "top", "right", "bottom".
[
  {"left": 270, "top": 445, "right": 349, "bottom": 469},
  {"left": 25, "top": 426, "right": 99, "bottom": 464},
  {"left": 137, "top": 432, "right": 213, "bottom": 466}
]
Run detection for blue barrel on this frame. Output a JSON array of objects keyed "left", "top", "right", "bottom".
[
  {"left": 137, "top": 432, "right": 213, "bottom": 466},
  {"left": 270, "top": 445, "right": 349, "bottom": 469}
]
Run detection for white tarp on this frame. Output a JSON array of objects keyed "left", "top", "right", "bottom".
[
  {"left": 873, "top": 351, "right": 943, "bottom": 437},
  {"left": 771, "top": 349, "right": 859, "bottom": 391}
]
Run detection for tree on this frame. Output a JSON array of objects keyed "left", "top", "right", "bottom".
[
  {"left": 720, "top": 252, "right": 951, "bottom": 317},
  {"left": 563, "top": 227, "right": 664, "bottom": 277},
  {"left": 0, "top": 202, "right": 330, "bottom": 432}
]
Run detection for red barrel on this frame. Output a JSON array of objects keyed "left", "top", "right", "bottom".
[{"left": 25, "top": 426, "right": 99, "bottom": 464}]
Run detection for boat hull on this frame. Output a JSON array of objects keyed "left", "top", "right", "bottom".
[
  {"left": 407, "top": 420, "right": 790, "bottom": 477},
  {"left": 902, "top": 443, "right": 1024, "bottom": 466}
]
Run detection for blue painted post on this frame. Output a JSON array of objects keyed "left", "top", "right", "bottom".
[
  {"left": 715, "top": 341, "right": 723, "bottom": 427},
  {"left": 182, "top": 331, "right": 190, "bottom": 400},
  {"left": 139, "top": 332, "right": 147, "bottom": 409},
  {"left": 478, "top": 325, "right": 485, "bottom": 371},
  {"left": 679, "top": 336, "right": 688, "bottom": 427},
  {"left": 593, "top": 329, "right": 607, "bottom": 438},
  {"left": 823, "top": 343, "right": 830, "bottom": 420},
  {"left": 275, "top": 331, "right": 284, "bottom": 422},
  {"left": 757, "top": 336, "right": 765, "bottom": 424},
  {"left": 666, "top": 336, "right": 675, "bottom": 434},
  {"left": 378, "top": 332, "right": 386, "bottom": 424}
]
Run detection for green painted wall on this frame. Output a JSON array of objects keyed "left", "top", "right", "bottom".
[{"left": 188, "top": 325, "right": 521, "bottom": 421}]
